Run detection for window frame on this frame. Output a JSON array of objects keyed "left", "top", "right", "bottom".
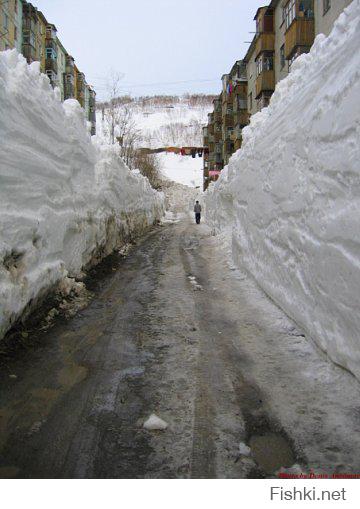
[
  {"left": 283, "top": 0, "right": 296, "bottom": 31},
  {"left": 323, "top": 0, "right": 331, "bottom": 15},
  {"left": 280, "top": 44, "right": 285, "bottom": 70}
]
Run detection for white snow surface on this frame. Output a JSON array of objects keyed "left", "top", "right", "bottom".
[
  {"left": 0, "top": 50, "right": 164, "bottom": 340},
  {"left": 205, "top": 1, "right": 360, "bottom": 379},
  {"left": 158, "top": 153, "right": 203, "bottom": 189}
]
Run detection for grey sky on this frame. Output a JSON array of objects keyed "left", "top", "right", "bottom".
[{"left": 35, "top": 0, "right": 257, "bottom": 100}]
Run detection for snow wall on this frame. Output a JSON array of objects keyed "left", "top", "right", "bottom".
[
  {"left": 205, "top": 1, "right": 360, "bottom": 379},
  {"left": 0, "top": 50, "right": 165, "bottom": 340}
]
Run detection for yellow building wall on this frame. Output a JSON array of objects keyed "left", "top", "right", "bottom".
[
  {"left": 0, "top": 1, "right": 12, "bottom": 50},
  {"left": 74, "top": 64, "right": 79, "bottom": 100},
  {"left": 36, "top": 13, "right": 47, "bottom": 73}
]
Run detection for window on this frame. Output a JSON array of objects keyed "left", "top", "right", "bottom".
[
  {"left": 46, "top": 48, "right": 56, "bottom": 59},
  {"left": 237, "top": 97, "right": 247, "bottom": 110},
  {"left": 283, "top": 0, "right": 296, "bottom": 30},
  {"left": 323, "top": 0, "right": 331, "bottom": 14},
  {"left": 14, "top": 26, "right": 18, "bottom": 41},
  {"left": 3, "top": 13, "right": 9, "bottom": 31},
  {"left": 256, "top": 57, "right": 262, "bottom": 77},
  {"left": 288, "top": 51, "right": 298, "bottom": 71},
  {"left": 299, "top": 0, "right": 314, "bottom": 17},
  {"left": 280, "top": 45, "right": 285, "bottom": 69},
  {"left": 256, "top": 53, "right": 274, "bottom": 76}
]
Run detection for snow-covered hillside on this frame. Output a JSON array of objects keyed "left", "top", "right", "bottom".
[
  {"left": 0, "top": 50, "right": 164, "bottom": 341},
  {"left": 96, "top": 95, "right": 212, "bottom": 188},
  {"left": 206, "top": 1, "right": 360, "bottom": 379}
]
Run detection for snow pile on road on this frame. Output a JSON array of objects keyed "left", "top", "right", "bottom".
[
  {"left": 0, "top": 50, "right": 164, "bottom": 340},
  {"left": 206, "top": 2, "right": 360, "bottom": 379}
]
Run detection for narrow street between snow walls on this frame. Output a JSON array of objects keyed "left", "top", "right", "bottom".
[
  {"left": 1, "top": 211, "right": 360, "bottom": 479},
  {"left": 0, "top": 0, "right": 360, "bottom": 484}
]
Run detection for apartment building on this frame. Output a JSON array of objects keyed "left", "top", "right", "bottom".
[
  {"left": 56, "top": 37, "right": 67, "bottom": 101},
  {"left": 203, "top": 0, "right": 353, "bottom": 190},
  {"left": 45, "top": 23, "right": 58, "bottom": 87},
  {"left": 246, "top": 0, "right": 352, "bottom": 116},
  {"left": 0, "top": 0, "right": 96, "bottom": 133},
  {"left": 231, "top": 61, "right": 248, "bottom": 152}
]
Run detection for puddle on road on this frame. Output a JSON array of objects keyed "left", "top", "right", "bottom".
[{"left": 249, "top": 432, "right": 295, "bottom": 474}]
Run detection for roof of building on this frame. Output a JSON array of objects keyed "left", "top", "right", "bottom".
[{"left": 37, "top": 10, "right": 48, "bottom": 26}]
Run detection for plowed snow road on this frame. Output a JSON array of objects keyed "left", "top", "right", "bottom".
[{"left": 1, "top": 218, "right": 360, "bottom": 478}]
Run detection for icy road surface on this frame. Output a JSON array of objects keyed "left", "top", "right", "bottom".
[{"left": 0, "top": 217, "right": 360, "bottom": 478}]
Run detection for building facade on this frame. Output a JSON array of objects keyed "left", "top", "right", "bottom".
[
  {"left": 56, "top": 37, "right": 67, "bottom": 101},
  {"left": 0, "top": 0, "right": 23, "bottom": 52},
  {"left": 203, "top": 0, "right": 353, "bottom": 190},
  {"left": 0, "top": 0, "right": 96, "bottom": 133}
]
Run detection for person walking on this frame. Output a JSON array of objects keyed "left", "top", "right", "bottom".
[{"left": 194, "top": 201, "right": 202, "bottom": 225}]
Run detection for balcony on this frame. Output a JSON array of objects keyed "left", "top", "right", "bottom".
[
  {"left": 254, "top": 32, "right": 275, "bottom": 59},
  {"left": 285, "top": 17, "right": 315, "bottom": 59},
  {"left": 255, "top": 70, "right": 275, "bottom": 98},
  {"left": 222, "top": 113, "right": 234, "bottom": 127},
  {"left": 45, "top": 58, "right": 58, "bottom": 73},
  {"left": 234, "top": 110, "right": 249, "bottom": 126},
  {"left": 234, "top": 126, "right": 243, "bottom": 140},
  {"left": 214, "top": 111, "right": 222, "bottom": 122},
  {"left": 208, "top": 134, "right": 215, "bottom": 143},
  {"left": 214, "top": 131, "right": 222, "bottom": 143},
  {"left": 45, "top": 39, "right": 57, "bottom": 51}
]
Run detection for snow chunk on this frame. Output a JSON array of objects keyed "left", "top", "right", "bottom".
[
  {"left": 143, "top": 414, "right": 168, "bottom": 431},
  {"left": 239, "top": 442, "right": 251, "bottom": 457}
]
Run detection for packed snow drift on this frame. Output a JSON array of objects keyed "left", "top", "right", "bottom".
[
  {"left": 206, "top": 1, "right": 360, "bottom": 379},
  {"left": 0, "top": 50, "right": 164, "bottom": 341}
]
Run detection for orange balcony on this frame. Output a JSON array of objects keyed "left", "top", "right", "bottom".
[
  {"left": 234, "top": 111, "right": 249, "bottom": 126},
  {"left": 214, "top": 131, "right": 222, "bottom": 143},
  {"left": 255, "top": 70, "right": 275, "bottom": 98},
  {"left": 285, "top": 17, "right": 315, "bottom": 59},
  {"left": 255, "top": 32, "right": 275, "bottom": 59},
  {"left": 222, "top": 113, "right": 234, "bottom": 127}
]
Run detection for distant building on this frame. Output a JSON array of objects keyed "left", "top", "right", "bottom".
[
  {"left": 203, "top": 0, "right": 353, "bottom": 190},
  {"left": 56, "top": 37, "right": 67, "bottom": 101},
  {"left": 65, "top": 54, "right": 75, "bottom": 99},
  {"left": 45, "top": 23, "right": 58, "bottom": 88},
  {"left": 0, "top": 0, "right": 96, "bottom": 133}
]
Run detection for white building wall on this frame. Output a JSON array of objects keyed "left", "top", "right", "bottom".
[{"left": 314, "top": 0, "right": 353, "bottom": 36}]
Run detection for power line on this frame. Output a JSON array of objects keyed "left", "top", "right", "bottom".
[{"left": 87, "top": 77, "right": 220, "bottom": 88}]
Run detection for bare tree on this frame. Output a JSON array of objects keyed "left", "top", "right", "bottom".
[{"left": 105, "top": 70, "right": 125, "bottom": 144}]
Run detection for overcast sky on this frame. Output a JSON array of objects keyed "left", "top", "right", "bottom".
[{"left": 34, "top": 0, "right": 257, "bottom": 100}]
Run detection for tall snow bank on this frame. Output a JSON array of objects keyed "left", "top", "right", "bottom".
[
  {"left": 206, "top": 1, "right": 360, "bottom": 379},
  {"left": 0, "top": 50, "right": 164, "bottom": 340}
]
